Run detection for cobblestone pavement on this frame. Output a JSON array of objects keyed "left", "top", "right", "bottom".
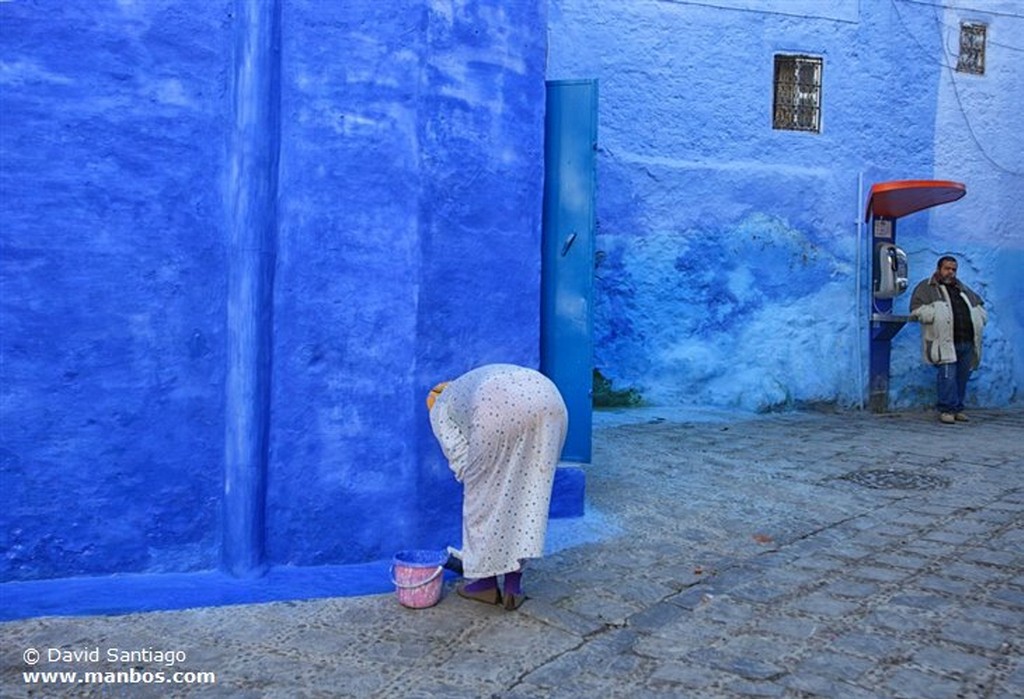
[{"left": 2, "top": 408, "right": 1022, "bottom": 698}]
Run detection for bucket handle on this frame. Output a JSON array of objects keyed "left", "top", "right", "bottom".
[{"left": 390, "top": 565, "right": 444, "bottom": 589}]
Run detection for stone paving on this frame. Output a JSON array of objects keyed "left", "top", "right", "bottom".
[{"left": 2, "top": 408, "right": 1022, "bottom": 698}]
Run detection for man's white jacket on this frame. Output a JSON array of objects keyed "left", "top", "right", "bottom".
[{"left": 909, "top": 275, "right": 986, "bottom": 368}]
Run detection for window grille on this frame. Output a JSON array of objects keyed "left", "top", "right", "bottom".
[
  {"left": 773, "top": 55, "right": 822, "bottom": 133},
  {"left": 956, "top": 22, "right": 986, "bottom": 75}
]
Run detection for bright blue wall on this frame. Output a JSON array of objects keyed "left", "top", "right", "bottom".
[
  {"left": 266, "top": 0, "right": 547, "bottom": 566},
  {"left": 1, "top": 2, "right": 231, "bottom": 580},
  {"left": 1, "top": 0, "right": 547, "bottom": 586},
  {"left": 413, "top": 2, "right": 548, "bottom": 547},
  {"left": 5, "top": 0, "right": 1019, "bottom": 610},
  {"left": 548, "top": 0, "right": 1023, "bottom": 410},
  {"left": 267, "top": 1, "right": 426, "bottom": 568}
]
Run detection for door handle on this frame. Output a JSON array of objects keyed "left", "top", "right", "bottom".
[{"left": 561, "top": 232, "right": 577, "bottom": 256}]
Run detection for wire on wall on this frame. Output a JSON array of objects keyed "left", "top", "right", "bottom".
[
  {"left": 891, "top": 0, "right": 1024, "bottom": 176},
  {"left": 900, "top": 0, "right": 1024, "bottom": 23}
]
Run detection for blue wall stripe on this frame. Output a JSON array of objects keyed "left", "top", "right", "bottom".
[{"left": 223, "top": 0, "right": 282, "bottom": 577}]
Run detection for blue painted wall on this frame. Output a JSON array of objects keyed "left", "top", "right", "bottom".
[
  {"left": 888, "top": 1, "right": 1024, "bottom": 409},
  {"left": 267, "top": 0, "right": 547, "bottom": 567},
  {"left": 3, "top": 0, "right": 1020, "bottom": 610},
  {"left": 1, "top": 0, "right": 547, "bottom": 587},
  {"left": 2, "top": 2, "right": 232, "bottom": 580},
  {"left": 548, "top": 0, "right": 1024, "bottom": 410}
]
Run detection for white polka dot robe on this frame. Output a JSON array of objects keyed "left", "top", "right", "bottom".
[{"left": 429, "top": 364, "right": 569, "bottom": 580}]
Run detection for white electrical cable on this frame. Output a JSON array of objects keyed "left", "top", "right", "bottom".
[{"left": 856, "top": 172, "right": 865, "bottom": 409}]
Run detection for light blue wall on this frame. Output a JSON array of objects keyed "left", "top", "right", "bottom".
[
  {"left": 548, "top": 0, "right": 1023, "bottom": 410},
  {"left": 1, "top": 0, "right": 547, "bottom": 592},
  {"left": 889, "top": 0, "right": 1024, "bottom": 408}
]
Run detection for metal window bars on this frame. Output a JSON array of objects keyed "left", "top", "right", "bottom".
[
  {"left": 773, "top": 55, "right": 822, "bottom": 132},
  {"left": 956, "top": 22, "right": 986, "bottom": 75}
]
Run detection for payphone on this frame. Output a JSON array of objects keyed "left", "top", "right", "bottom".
[
  {"left": 873, "top": 242, "right": 908, "bottom": 299},
  {"left": 864, "top": 180, "right": 966, "bottom": 412}
]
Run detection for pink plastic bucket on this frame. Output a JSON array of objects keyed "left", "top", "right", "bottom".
[{"left": 391, "top": 550, "right": 446, "bottom": 609}]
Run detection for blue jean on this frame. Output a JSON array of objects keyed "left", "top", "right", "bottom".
[{"left": 936, "top": 342, "right": 975, "bottom": 413}]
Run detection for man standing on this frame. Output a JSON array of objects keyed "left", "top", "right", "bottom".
[{"left": 909, "top": 255, "right": 987, "bottom": 424}]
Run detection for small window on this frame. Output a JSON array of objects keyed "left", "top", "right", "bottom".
[
  {"left": 773, "top": 54, "right": 823, "bottom": 133},
  {"left": 956, "top": 22, "right": 986, "bottom": 75}
]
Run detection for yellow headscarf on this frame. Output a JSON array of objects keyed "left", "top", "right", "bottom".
[{"left": 426, "top": 381, "right": 450, "bottom": 411}]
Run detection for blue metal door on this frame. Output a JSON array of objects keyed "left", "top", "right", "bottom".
[{"left": 541, "top": 79, "right": 598, "bottom": 463}]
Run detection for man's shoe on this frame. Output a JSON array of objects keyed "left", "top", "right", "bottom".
[
  {"left": 955, "top": 412, "right": 970, "bottom": 422},
  {"left": 939, "top": 413, "right": 956, "bottom": 424}
]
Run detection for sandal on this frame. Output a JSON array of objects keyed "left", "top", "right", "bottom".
[
  {"left": 456, "top": 582, "right": 502, "bottom": 606},
  {"left": 502, "top": 591, "right": 526, "bottom": 610}
]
